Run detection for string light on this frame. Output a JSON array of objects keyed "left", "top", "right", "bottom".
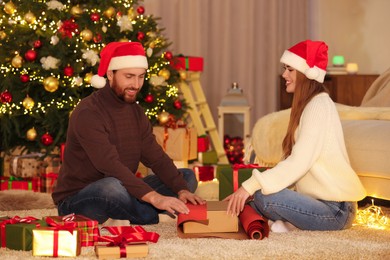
[{"left": 354, "top": 199, "right": 390, "bottom": 230}]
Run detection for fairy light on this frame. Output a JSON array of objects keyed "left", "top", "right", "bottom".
[{"left": 354, "top": 199, "right": 390, "bottom": 230}]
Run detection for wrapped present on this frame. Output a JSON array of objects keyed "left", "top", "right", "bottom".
[
  {"left": 218, "top": 164, "right": 268, "bottom": 200},
  {"left": 171, "top": 56, "right": 203, "bottom": 72},
  {"left": 43, "top": 155, "right": 61, "bottom": 174},
  {"left": 0, "top": 216, "right": 11, "bottom": 248},
  {"left": 0, "top": 176, "right": 40, "bottom": 192},
  {"left": 1, "top": 146, "right": 27, "bottom": 177},
  {"left": 153, "top": 126, "right": 197, "bottom": 161},
  {"left": 198, "top": 150, "right": 218, "bottom": 165},
  {"left": 4, "top": 216, "right": 48, "bottom": 251},
  {"left": 40, "top": 172, "right": 58, "bottom": 193},
  {"left": 95, "top": 226, "right": 159, "bottom": 259},
  {"left": 9, "top": 153, "right": 45, "bottom": 178},
  {"left": 44, "top": 214, "right": 99, "bottom": 247},
  {"left": 194, "top": 165, "right": 215, "bottom": 182},
  {"left": 197, "top": 135, "right": 210, "bottom": 152}
]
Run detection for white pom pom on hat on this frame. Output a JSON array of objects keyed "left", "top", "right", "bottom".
[
  {"left": 280, "top": 40, "right": 328, "bottom": 83},
  {"left": 91, "top": 42, "right": 148, "bottom": 88}
]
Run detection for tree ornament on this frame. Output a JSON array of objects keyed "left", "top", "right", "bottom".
[
  {"left": 146, "top": 47, "right": 153, "bottom": 57},
  {"left": 80, "top": 29, "right": 93, "bottom": 41},
  {"left": 4, "top": 1, "right": 16, "bottom": 15},
  {"left": 137, "top": 31, "right": 145, "bottom": 41},
  {"left": 22, "top": 96, "right": 35, "bottom": 109},
  {"left": 144, "top": 93, "right": 154, "bottom": 103},
  {"left": 127, "top": 7, "right": 135, "bottom": 19},
  {"left": 41, "top": 132, "right": 53, "bottom": 146},
  {"left": 70, "top": 5, "right": 83, "bottom": 17},
  {"left": 90, "top": 13, "right": 100, "bottom": 22},
  {"left": 26, "top": 127, "right": 37, "bottom": 141},
  {"left": 173, "top": 100, "right": 182, "bottom": 109},
  {"left": 43, "top": 76, "right": 59, "bottom": 92},
  {"left": 11, "top": 54, "right": 23, "bottom": 68},
  {"left": 93, "top": 33, "right": 102, "bottom": 43},
  {"left": 137, "top": 6, "right": 145, "bottom": 15},
  {"left": 104, "top": 7, "right": 115, "bottom": 18},
  {"left": 179, "top": 71, "right": 187, "bottom": 80},
  {"left": 24, "top": 11, "right": 36, "bottom": 24},
  {"left": 84, "top": 73, "right": 93, "bottom": 84},
  {"left": 20, "top": 74, "right": 30, "bottom": 83},
  {"left": 63, "top": 65, "right": 74, "bottom": 77},
  {"left": 158, "top": 112, "right": 170, "bottom": 125},
  {"left": 164, "top": 51, "right": 173, "bottom": 60},
  {"left": 1, "top": 90, "right": 12, "bottom": 103},
  {"left": 158, "top": 68, "right": 171, "bottom": 80},
  {"left": 0, "top": 31, "right": 6, "bottom": 40},
  {"left": 33, "top": 40, "right": 42, "bottom": 48},
  {"left": 25, "top": 49, "right": 37, "bottom": 62}
]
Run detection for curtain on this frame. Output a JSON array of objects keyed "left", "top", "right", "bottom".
[{"left": 144, "top": 0, "right": 309, "bottom": 131}]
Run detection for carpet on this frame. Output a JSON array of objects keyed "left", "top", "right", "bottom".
[{"left": 1, "top": 190, "right": 390, "bottom": 259}]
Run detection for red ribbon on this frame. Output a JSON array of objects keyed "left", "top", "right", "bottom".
[
  {"left": 232, "top": 164, "right": 259, "bottom": 192},
  {"left": 0, "top": 216, "right": 40, "bottom": 247},
  {"left": 45, "top": 216, "right": 77, "bottom": 257},
  {"left": 98, "top": 226, "right": 159, "bottom": 258}
]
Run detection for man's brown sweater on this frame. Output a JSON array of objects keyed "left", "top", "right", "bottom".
[{"left": 52, "top": 84, "right": 188, "bottom": 204}]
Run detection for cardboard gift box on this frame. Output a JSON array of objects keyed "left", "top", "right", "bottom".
[
  {"left": 44, "top": 214, "right": 99, "bottom": 247},
  {"left": 43, "top": 155, "right": 61, "bottom": 174},
  {"left": 171, "top": 56, "right": 203, "bottom": 72},
  {"left": 95, "top": 244, "right": 148, "bottom": 259},
  {"left": 9, "top": 154, "right": 45, "bottom": 178},
  {"left": 153, "top": 126, "right": 197, "bottom": 161},
  {"left": 32, "top": 228, "right": 81, "bottom": 257},
  {"left": 218, "top": 164, "right": 268, "bottom": 200},
  {"left": 178, "top": 201, "right": 238, "bottom": 234},
  {"left": 0, "top": 176, "right": 40, "bottom": 192}
]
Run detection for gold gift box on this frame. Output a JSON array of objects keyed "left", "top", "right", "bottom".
[
  {"left": 95, "top": 244, "right": 148, "bottom": 259},
  {"left": 32, "top": 228, "right": 81, "bottom": 257}
]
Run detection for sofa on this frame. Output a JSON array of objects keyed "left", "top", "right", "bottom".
[{"left": 249, "top": 67, "right": 390, "bottom": 201}]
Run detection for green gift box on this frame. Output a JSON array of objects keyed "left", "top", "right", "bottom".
[
  {"left": 5, "top": 219, "right": 48, "bottom": 251},
  {"left": 218, "top": 165, "right": 268, "bottom": 200},
  {"left": 199, "top": 150, "right": 218, "bottom": 165}
]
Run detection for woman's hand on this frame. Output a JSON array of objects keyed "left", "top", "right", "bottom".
[{"left": 223, "top": 186, "right": 251, "bottom": 216}]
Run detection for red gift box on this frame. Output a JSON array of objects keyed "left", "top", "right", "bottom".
[
  {"left": 194, "top": 166, "right": 214, "bottom": 182},
  {"left": 171, "top": 56, "right": 203, "bottom": 72},
  {"left": 0, "top": 176, "right": 40, "bottom": 192},
  {"left": 197, "top": 135, "right": 210, "bottom": 152}
]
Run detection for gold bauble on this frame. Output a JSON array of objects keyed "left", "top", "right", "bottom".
[
  {"left": 104, "top": 7, "right": 115, "bottom": 18},
  {"left": 84, "top": 72, "right": 93, "bottom": 84},
  {"left": 24, "top": 11, "right": 36, "bottom": 24},
  {"left": 70, "top": 5, "right": 83, "bottom": 17},
  {"left": 26, "top": 127, "right": 37, "bottom": 141},
  {"left": 11, "top": 54, "right": 23, "bottom": 68},
  {"left": 43, "top": 76, "right": 59, "bottom": 92},
  {"left": 158, "top": 68, "right": 171, "bottom": 80},
  {"left": 0, "top": 31, "right": 6, "bottom": 40},
  {"left": 127, "top": 7, "right": 135, "bottom": 19},
  {"left": 158, "top": 112, "right": 170, "bottom": 125},
  {"left": 4, "top": 1, "right": 16, "bottom": 15},
  {"left": 80, "top": 29, "right": 93, "bottom": 41},
  {"left": 22, "top": 96, "right": 35, "bottom": 110}
]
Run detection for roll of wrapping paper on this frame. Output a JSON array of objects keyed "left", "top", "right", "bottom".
[{"left": 239, "top": 205, "right": 269, "bottom": 240}]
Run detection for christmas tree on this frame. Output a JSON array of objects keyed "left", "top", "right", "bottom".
[{"left": 0, "top": 0, "right": 187, "bottom": 154}]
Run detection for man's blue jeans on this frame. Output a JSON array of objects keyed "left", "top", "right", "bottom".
[
  {"left": 57, "top": 169, "right": 198, "bottom": 224},
  {"left": 251, "top": 188, "right": 357, "bottom": 230}
]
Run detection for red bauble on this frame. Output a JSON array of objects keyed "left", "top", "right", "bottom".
[
  {"left": 33, "top": 40, "right": 42, "bottom": 48},
  {"left": 0, "top": 90, "right": 12, "bottom": 103},
  {"left": 144, "top": 94, "right": 154, "bottom": 103},
  {"left": 25, "top": 49, "right": 37, "bottom": 62},
  {"left": 173, "top": 100, "right": 182, "bottom": 109},
  {"left": 20, "top": 74, "right": 30, "bottom": 83},
  {"left": 164, "top": 51, "right": 173, "bottom": 60},
  {"left": 41, "top": 133, "right": 54, "bottom": 146},
  {"left": 93, "top": 33, "right": 102, "bottom": 43},
  {"left": 137, "top": 6, "right": 145, "bottom": 14},
  {"left": 90, "top": 13, "right": 100, "bottom": 22},
  {"left": 63, "top": 66, "right": 74, "bottom": 77},
  {"left": 137, "top": 31, "right": 145, "bottom": 41}
]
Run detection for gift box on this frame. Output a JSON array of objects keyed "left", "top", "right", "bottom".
[
  {"left": 198, "top": 150, "right": 218, "bottom": 165},
  {"left": 178, "top": 201, "right": 238, "bottom": 234},
  {"left": 43, "top": 155, "right": 61, "bottom": 174},
  {"left": 171, "top": 56, "right": 203, "bottom": 72},
  {"left": 197, "top": 135, "right": 210, "bottom": 152},
  {"left": 0, "top": 176, "right": 40, "bottom": 192},
  {"left": 9, "top": 154, "right": 45, "bottom": 178},
  {"left": 153, "top": 126, "right": 197, "bottom": 161},
  {"left": 32, "top": 228, "right": 81, "bottom": 257},
  {"left": 44, "top": 214, "right": 99, "bottom": 247},
  {"left": 40, "top": 172, "right": 58, "bottom": 193},
  {"left": 1, "top": 146, "right": 27, "bottom": 177},
  {"left": 5, "top": 217, "right": 48, "bottom": 251},
  {"left": 194, "top": 165, "right": 215, "bottom": 182},
  {"left": 95, "top": 226, "right": 159, "bottom": 259},
  {"left": 218, "top": 164, "right": 268, "bottom": 200},
  {"left": 0, "top": 216, "right": 11, "bottom": 248}
]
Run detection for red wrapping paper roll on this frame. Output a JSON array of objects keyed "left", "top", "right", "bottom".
[{"left": 239, "top": 205, "right": 269, "bottom": 240}]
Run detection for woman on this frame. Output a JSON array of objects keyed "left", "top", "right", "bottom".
[{"left": 225, "top": 40, "right": 366, "bottom": 231}]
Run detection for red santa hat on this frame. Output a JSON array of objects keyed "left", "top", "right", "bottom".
[
  {"left": 91, "top": 42, "right": 148, "bottom": 88},
  {"left": 280, "top": 40, "right": 328, "bottom": 83}
]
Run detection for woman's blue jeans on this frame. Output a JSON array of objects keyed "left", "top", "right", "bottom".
[
  {"left": 250, "top": 188, "right": 357, "bottom": 230},
  {"left": 57, "top": 168, "right": 198, "bottom": 225}
]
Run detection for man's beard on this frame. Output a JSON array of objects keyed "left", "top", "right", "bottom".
[{"left": 111, "top": 79, "right": 138, "bottom": 104}]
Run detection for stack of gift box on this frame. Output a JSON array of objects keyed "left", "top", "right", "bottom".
[{"left": 0, "top": 213, "right": 159, "bottom": 258}]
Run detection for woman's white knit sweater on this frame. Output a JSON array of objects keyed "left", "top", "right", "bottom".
[{"left": 242, "top": 93, "right": 366, "bottom": 201}]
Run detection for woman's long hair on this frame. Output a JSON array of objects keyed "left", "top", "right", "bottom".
[{"left": 282, "top": 71, "right": 328, "bottom": 157}]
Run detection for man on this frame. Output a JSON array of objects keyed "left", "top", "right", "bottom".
[{"left": 52, "top": 42, "right": 204, "bottom": 224}]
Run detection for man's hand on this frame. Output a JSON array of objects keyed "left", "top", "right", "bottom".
[
  {"left": 223, "top": 186, "right": 250, "bottom": 216},
  {"left": 177, "top": 190, "right": 206, "bottom": 205},
  {"left": 141, "top": 191, "right": 190, "bottom": 216}
]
